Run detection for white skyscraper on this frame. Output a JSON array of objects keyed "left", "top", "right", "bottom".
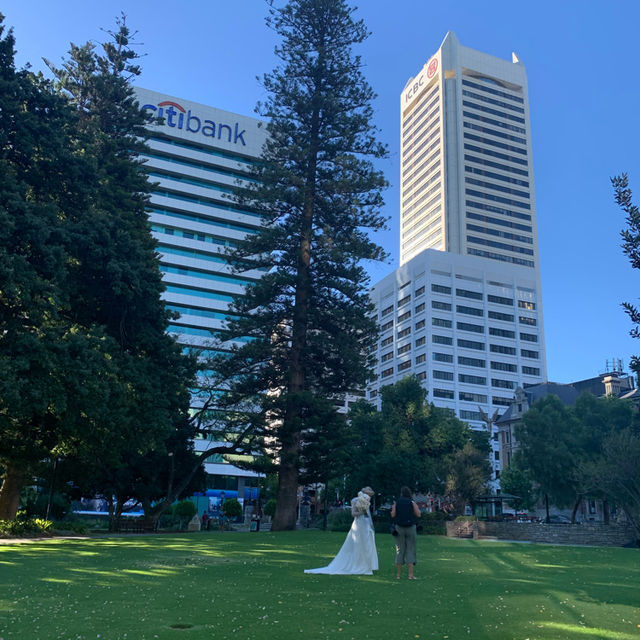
[
  {"left": 136, "top": 87, "right": 266, "bottom": 494},
  {"left": 369, "top": 33, "right": 547, "bottom": 484}
]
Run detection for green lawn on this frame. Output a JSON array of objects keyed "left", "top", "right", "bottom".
[{"left": 0, "top": 530, "right": 638, "bottom": 639}]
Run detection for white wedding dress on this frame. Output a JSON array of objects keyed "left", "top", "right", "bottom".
[{"left": 304, "top": 510, "right": 379, "bottom": 575}]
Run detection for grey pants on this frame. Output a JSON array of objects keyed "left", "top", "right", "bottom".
[{"left": 394, "top": 524, "right": 417, "bottom": 564}]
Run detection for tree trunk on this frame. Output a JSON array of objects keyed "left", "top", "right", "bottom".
[
  {"left": 603, "top": 499, "right": 610, "bottom": 525},
  {"left": 272, "top": 460, "right": 300, "bottom": 531},
  {"left": 570, "top": 496, "right": 582, "bottom": 524},
  {"left": 0, "top": 462, "right": 27, "bottom": 521},
  {"left": 544, "top": 493, "right": 550, "bottom": 524}
]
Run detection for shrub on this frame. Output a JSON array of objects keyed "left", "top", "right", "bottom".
[
  {"left": 0, "top": 514, "right": 54, "bottom": 538},
  {"left": 327, "top": 509, "right": 353, "bottom": 532},
  {"left": 419, "top": 511, "right": 448, "bottom": 536},
  {"left": 222, "top": 498, "right": 242, "bottom": 519},
  {"left": 173, "top": 500, "right": 197, "bottom": 519},
  {"left": 263, "top": 499, "right": 277, "bottom": 518}
]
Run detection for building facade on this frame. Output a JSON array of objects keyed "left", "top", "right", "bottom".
[
  {"left": 368, "top": 33, "right": 547, "bottom": 485},
  {"left": 136, "top": 87, "right": 266, "bottom": 492}
]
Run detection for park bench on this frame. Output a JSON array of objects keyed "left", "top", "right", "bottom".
[{"left": 116, "top": 518, "right": 158, "bottom": 534}]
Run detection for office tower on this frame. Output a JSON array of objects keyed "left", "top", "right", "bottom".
[
  {"left": 369, "top": 33, "right": 547, "bottom": 484},
  {"left": 136, "top": 87, "right": 266, "bottom": 492}
]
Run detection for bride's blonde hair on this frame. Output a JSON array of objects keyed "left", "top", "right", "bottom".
[{"left": 361, "top": 486, "right": 374, "bottom": 497}]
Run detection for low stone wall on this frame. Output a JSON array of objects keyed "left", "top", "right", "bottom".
[{"left": 446, "top": 520, "right": 636, "bottom": 547}]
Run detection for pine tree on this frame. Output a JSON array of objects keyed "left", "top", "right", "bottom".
[{"left": 214, "top": 0, "right": 388, "bottom": 530}]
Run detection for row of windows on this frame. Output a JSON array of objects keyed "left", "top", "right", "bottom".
[
  {"left": 463, "top": 110, "right": 526, "bottom": 135},
  {"left": 468, "top": 247, "right": 535, "bottom": 269},
  {"left": 461, "top": 79, "right": 525, "bottom": 105},
  {"left": 402, "top": 141, "right": 441, "bottom": 188},
  {"left": 460, "top": 89, "right": 525, "bottom": 114},
  {"left": 463, "top": 121, "right": 527, "bottom": 146},
  {"left": 153, "top": 189, "right": 262, "bottom": 220},
  {"left": 466, "top": 177, "right": 530, "bottom": 200},
  {"left": 151, "top": 224, "right": 239, "bottom": 248},
  {"left": 466, "top": 223, "right": 533, "bottom": 245},
  {"left": 464, "top": 154, "right": 529, "bottom": 177},
  {"left": 462, "top": 99, "right": 526, "bottom": 125},
  {"left": 402, "top": 129, "right": 441, "bottom": 179},
  {"left": 402, "top": 220, "right": 442, "bottom": 253},
  {"left": 463, "top": 132, "right": 528, "bottom": 157},
  {"left": 465, "top": 165, "right": 529, "bottom": 189},
  {"left": 403, "top": 168, "right": 441, "bottom": 204},
  {"left": 466, "top": 189, "right": 531, "bottom": 211},
  {"left": 431, "top": 284, "right": 536, "bottom": 309},
  {"left": 464, "top": 142, "right": 528, "bottom": 166},
  {"left": 466, "top": 211, "right": 531, "bottom": 233},
  {"left": 403, "top": 111, "right": 441, "bottom": 158},
  {"left": 402, "top": 85, "right": 439, "bottom": 136},
  {"left": 466, "top": 198, "right": 531, "bottom": 222},
  {"left": 160, "top": 264, "right": 256, "bottom": 287},
  {"left": 402, "top": 207, "right": 442, "bottom": 241},
  {"left": 467, "top": 235, "right": 535, "bottom": 257},
  {"left": 403, "top": 181, "right": 442, "bottom": 217},
  {"left": 143, "top": 151, "right": 256, "bottom": 184},
  {"left": 381, "top": 343, "right": 539, "bottom": 363}
]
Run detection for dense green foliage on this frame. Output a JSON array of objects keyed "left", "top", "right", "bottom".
[
  {"left": 212, "top": 0, "right": 388, "bottom": 530},
  {"left": 0, "top": 532, "right": 638, "bottom": 639},
  {"left": 222, "top": 498, "right": 243, "bottom": 519},
  {"left": 515, "top": 391, "right": 637, "bottom": 526},
  {"left": 345, "top": 377, "right": 490, "bottom": 510},
  {"left": 0, "top": 15, "right": 198, "bottom": 523}
]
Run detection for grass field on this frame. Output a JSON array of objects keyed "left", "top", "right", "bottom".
[{"left": 0, "top": 530, "right": 638, "bottom": 640}]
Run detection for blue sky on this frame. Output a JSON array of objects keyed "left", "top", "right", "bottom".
[{"left": 4, "top": 0, "right": 640, "bottom": 384}]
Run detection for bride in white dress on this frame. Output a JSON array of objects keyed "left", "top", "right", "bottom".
[{"left": 305, "top": 487, "right": 378, "bottom": 575}]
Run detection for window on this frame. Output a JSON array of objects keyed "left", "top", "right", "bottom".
[
  {"left": 520, "top": 332, "right": 538, "bottom": 342},
  {"left": 458, "top": 356, "right": 486, "bottom": 368},
  {"left": 380, "top": 320, "right": 394, "bottom": 332},
  {"left": 398, "top": 361, "right": 412, "bottom": 372},
  {"left": 487, "top": 294, "right": 514, "bottom": 306},
  {"left": 518, "top": 316, "right": 537, "bottom": 326},
  {"left": 381, "top": 305, "right": 394, "bottom": 317},
  {"left": 398, "top": 295, "right": 411, "bottom": 307},
  {"left": 433, "top": 352, "right": 453, "bottom": 363},
  {"left": 416, "top": 371, "right": 427, "bottom": 380},
  {"left": 459, "top": 391, "right": 487, "bottom": 403},
  {"left": 433, "top": 317, "right": 452, "bottom": 328},
  {"left": 415, "top": 336, "right": 426, "bottom": 347},
  {"left": 460, "top": 410, "right": 484, "bottom": 421},
  {"left": 490, "top": 327, "right": 515, "bottom": 338},
  {"left": 415, "top": 353, "right": 426, "bottom": 364},
  {"left": 369, "top": 389, "right": 378, "bottom": 399},
  {"left": 432, "top": 284, "right": 451, "bottom": 294},
  {"left": 415, "top": 286, "right": 425, "bottom": 297},
  {"left": 415, "top": 319, "right": 426, "bottom": 330},
  {"left": 433, "top": 388, "right": 454, "bottom": 399},
  {"left": 490, "top": 344, "right": 516, "bottom": 355},
  {"left": 492, "top": 378, "right": 516, "bottom": 389},
  {"left": 459, "top": 374, "right": 486, "bottom": 385},
  {"left": 518, "top": 300, "right": 536, "bottom": 310},
  {"left": 492, "top": 396, "right": 512, "bottom": 406},
  {"left": 381, "top": 367, "right": 394, "bottom": 378},
  {"left": 381, "top": 335, "right": 393, "bottom": 347},
  {"left": 491, "top": 361, "right": 517, "bottom": 372},
  {"left": 456, "top": 288, "right": 483, "bottom": 300},
  {"left": 432, "top": 371, "right": 453, "bottom": 383},
  {"left": 398, "top": 344, "right": 411, "bottom": 355},
  {"left": 381, "top": 352, "right": 393, "bottom": 363},
  {"left": 398, "top": 327, "right": 411, "bottom": 339},
  {"left": 456, "top": 305, "right": 484, "bottom": 317},
  {"left": 458, "top": 339, "right": 485, "bottom": 350},
  {"left": 415, "top": 302, "right": 426, "bottom": 313},
  {"left": 488, "top": 310, "right": 514, "bottom": 322},
  {"left": 432, "top": 301, "right": 452, "bottom": 311},
  {"left": 433, "top": 335, "right": 453, "bottom": 345},
  {"left": 494, "top": 451, "right": 500, "bottom": 461},
  {"left": 522, "top": 366, "right": 540, "bottom": 376},
  {"left": 521, "top": 349, "right": 539, "bottom": 359},
  {"left": 457, "top": 322, "right": 484, "bottom": 333},
  {"left": 398, "top": 311, "right": 411, "bottom": 323}
]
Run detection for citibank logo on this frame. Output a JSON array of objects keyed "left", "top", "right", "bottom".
[{"left": 142, "top": 100, "right": 247, "bottom": 146}]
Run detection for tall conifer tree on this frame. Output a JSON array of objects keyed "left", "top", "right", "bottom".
[{"left": 214, "top": 0, "right": 388, "bottom": 530}]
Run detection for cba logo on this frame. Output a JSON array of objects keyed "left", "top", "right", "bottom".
[{"left": 142, "top": 100, "right": 247, "bottom": 146}]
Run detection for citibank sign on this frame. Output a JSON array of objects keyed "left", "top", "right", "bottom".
[
  {"left": 404, "top": 57, "right": 439, "bottom": 105},
  {"left": 142, "top": 100, "right": 247, "bottom": 146}
]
